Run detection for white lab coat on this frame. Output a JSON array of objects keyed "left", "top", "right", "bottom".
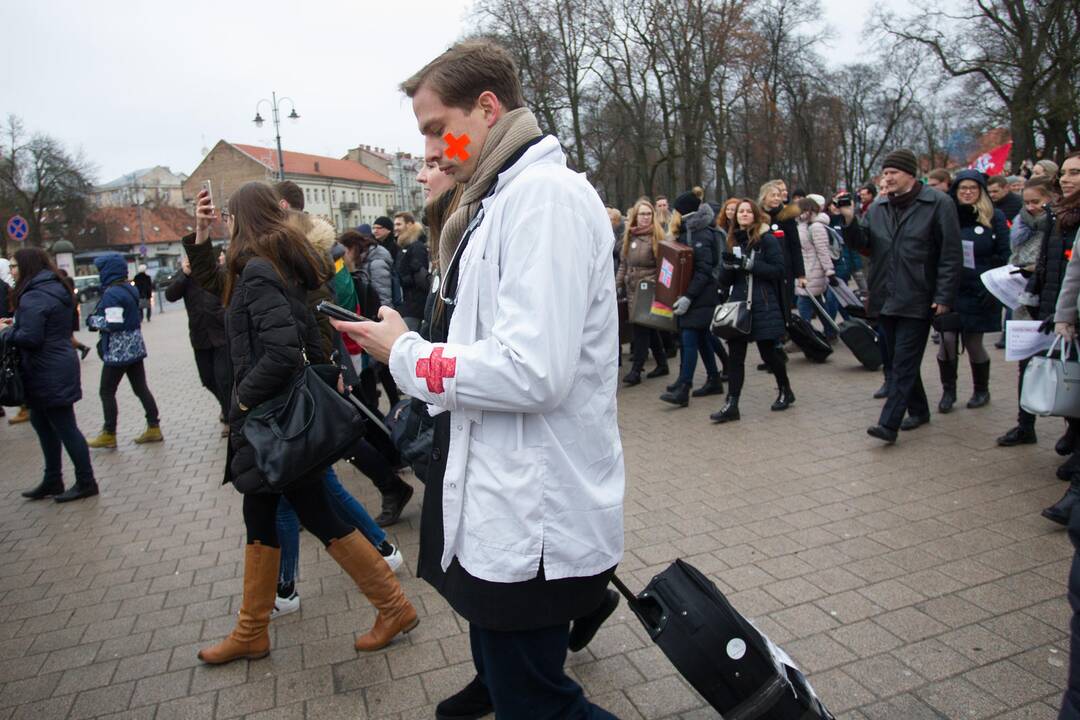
[{"left": 389, "top": 136, "right": 625, "bottom": 583}]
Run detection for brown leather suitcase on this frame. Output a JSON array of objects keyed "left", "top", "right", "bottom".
[{"left": 655, "top": 240, "right": 694, "bottom": 307}]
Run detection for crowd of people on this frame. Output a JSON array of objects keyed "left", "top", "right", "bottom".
[{"left": 3, "top": 36, "right": 1080, "bottom": 719}]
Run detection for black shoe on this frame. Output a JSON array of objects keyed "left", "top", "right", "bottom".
[
  {"left": 659, "top": 383, "right": 690, "bottom": 407},
  {"left": 931, "top": 331, "right": 941, "bottom": 345},
  {"left": 770, "top": 386, "right": 795, "bottom": 411},
  {"left": 691, "top": 375, "right": 724, "bottom": 398},
  {"left": 873, "top": 378, "right": 890, "bottom": 399},
  {"left": 569, "top": 589, "right": 619, "bottom": 652},
  {"left": 22, "top": 479, "right": 65, "bottom": 500},
  {"left": 1058, "top": 426, "right": 1078, "bottom": 456},
  {"left": 1057, "top": 454, "right": 1080, "bottom": 482},
  {"left": 374, "top": 480, "right": 414, "bottom": 527},
  {"left": 938, "top": 388, "right": 956, "bottom": 414},
  {"left": 710, "top": 397, "right": 740, "bottom": 423},
  {"left": 966, "top": 390, "right": 990, "bottom": 409},
  {"left": 900, "top": 414, "right": 930, "bottom": 431},
  {"left": 645, "top": 364, "right": 670, "bottom": 379},
  {"left": 78, "top": 345, "right": 90, "bottom": 360},
  {"left": 436, "top": 676, "right": 494, "bottom": 720},
  {"left": 997, "top": 426, "right": 1037, "bottom": 447},
  {"left": 866, "top": 425, "right": 897, "bottom": 444},
  {"left": 1042, "top": 486, "right": 1080, "bottom": 525},
  {"left": 622, "top": 369, "right": 642, "bottom": 386},
  {"left": 665, "top": 347, "right": 678, "bottom": 359},
  {"left": 54, "top": 484, "right": 99, "bottom": 503},
  {"left": 756, "top": 362, "right": 772, "bottom": 373}
]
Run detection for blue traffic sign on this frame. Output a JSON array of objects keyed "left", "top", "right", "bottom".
[{"left": 6, "top": 215, "right": 28, "bottom": 242}]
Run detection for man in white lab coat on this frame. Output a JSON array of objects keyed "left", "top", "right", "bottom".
[{"left": 332, "top": 39, "right": 624, "bottom": 720}]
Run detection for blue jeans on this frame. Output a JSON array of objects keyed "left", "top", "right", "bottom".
[
  {"left": 276, "top": 466, "right": 386, "bottom": 586},
  {"left": 678, "top": 328, "right": 719, "bottom": 385},
  {"left": 797, "top": 294, "right": 837, "bottom": 338}
]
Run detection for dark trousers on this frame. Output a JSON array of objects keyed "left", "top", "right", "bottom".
[
  {"left": 100, "top": 360, "right": 160, "bottom": 433},
  {"left": 629, "top": 324, "right": 665, "bottom": 370},
  {"left": 878, "top": 315, "right": 931, "bottom": 429},
  {"left": 28, "top": 404, "right": 95, "bottom": 488},
  {"left": 243, "top": 477, "right": 352, "bottom": 547},
  {"left": 470, "top": 623, "right": 619, "bottom": 719},
  {"left": 677, "top": 328, "right": 718, "bottom": 384},
  {"left": 193, "top": 345, "right": 231, "bottom": 416},
  {"left": 1062, "top": 508, "right": 1080, "bottom": 719},
  {"left": 727, "top": 338, "right": 789, "bottom": 397},
  {"left": 348, "top": 437, "right": 402, "bottom": 495},
  {"left": 875, "top": 322, "right": 892, "bottom": 376}
]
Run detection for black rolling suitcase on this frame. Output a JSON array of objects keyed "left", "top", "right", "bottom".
[
  {"left": 807, "top": 291, "right": 882, "bottom": 371},
  {"left": 786, "top": 313, "right": 832, "bottom": 363},
  {"left": 612, "top": 561, "right": 834, "bottom": 720}
]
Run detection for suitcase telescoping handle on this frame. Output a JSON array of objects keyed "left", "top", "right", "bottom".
[
  {"left": 805, "top": 291, "right": 841, "bottom": 334},
  {"left": 611, "top": 574, "right": 669, "bottom": 638}
]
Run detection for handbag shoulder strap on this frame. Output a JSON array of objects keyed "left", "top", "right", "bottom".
[{"left": 746, "top": 251, "right": 755, "bottom": 309}]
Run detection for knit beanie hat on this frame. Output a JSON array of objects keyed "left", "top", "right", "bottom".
[
  {"left": 355, "top": 223, "right": 375, "bottom": 238},
  {"left": 882, "top": 149, "right": 918, "bottom": 178},
  {"left": 373, "top": 216, "right": 394, "bottom": 232},
  {"left": 673, "top": 191, "right": 701, "bottom": 217}
]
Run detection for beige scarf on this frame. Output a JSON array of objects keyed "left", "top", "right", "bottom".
[{"left": 438, "top": 107, "right": 543, "bottom": 273}]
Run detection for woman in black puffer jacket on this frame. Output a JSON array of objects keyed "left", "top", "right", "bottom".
[
  {"left": 184, "top": 181, "right": 416, "bottom": 667},
  {"left": 711, "top": 199, "right": 793, "bottom": 423}
]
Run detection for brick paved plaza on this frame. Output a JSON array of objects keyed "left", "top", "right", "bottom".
[{"left": 0, "top": 304, "right": 1074, "bottom": 719}]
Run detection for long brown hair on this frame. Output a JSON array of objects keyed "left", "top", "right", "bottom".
[
  {"left": 222, "top": 182, "right": 329, "bottom": 304},
  {"left": 728, "top": 199, "right": 768, "bottom": 250},
  {"left": 716, "top": 198, "right": 740, "bottom": 236},
  {"left": 621, "top": 200, "right": 664, "bottom": 261},
  {"left": 11, "top": 247, "right": 59, "bottom": 310}
]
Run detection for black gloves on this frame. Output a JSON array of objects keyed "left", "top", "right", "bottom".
[{"left": 828, "top": 275, "right": 840, "bottom": 287}]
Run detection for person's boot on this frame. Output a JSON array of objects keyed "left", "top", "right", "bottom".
[
  {"left": 710, "top": 395, "right": 741, "bottom": 423},
  {"left": 1058, "top": 424, "right": 1079, "bottom": 456},
  {"left": 8, "top": 407, "right": 29, "bottom": 425},
  {"left": 900, "top": 414, "right": 930, "bottom": 431},
  {"left": 21, "top": 478, "right": 65, "bottom": 500},
  {"left": 659, "top": 382, "right": 691, "bottom": 408},
  {"left": 966, "top": 360, "right": 991, "bottom": 409},
  {"left": 568, "top": 589, "right": 619, "bottom": 652},
  {"left": 866, "top": 425, "right": 898, "bottom": 444},
  {"left": 937, "top": 358, "right": 957, "bottom": 414},
  {"left": 645, "top": 363, "right": 670, "bottom": 379},
  {"left": 133, "top": 425, "right": 164, "bottom": 444},
  {"left": 87, "top": 431, "right": 117, "bottom": 449},
  {"left": 665, "top": 380, "right": 680, "bottom": 393},
  {"left": 770, "top": 383, "right": 795, "bottom": 411},
  {"left": 1058, "top": 453, "right": 1080, "bottom": 482},
  {"left": 873, "top": 372, "right": 890, "bottom": 399},
  {"left": 997, "top": 425, "right": 1037, "bottom": 447},
  {"left": 1042, "top": 485, "right": 1080, "bottom": 525},
  {"left": 622, "top": 368, "right": 642, "bottom": 386},
  {"left": 326, "top": 530, "right": 419, "bottom": 651},
  {"left": 198, "top": 542, "right": 279, "bottom": 664},
  {"left": 691, "top": 374, "right": 724, "bottom": 398},
  {"left": 54, "top": 482, "right": 98, "bottom": 503},
  {"left": 371, "top": 478, "right": 414, "bottom": 528},
  {"left": 436, "top": 676, "right": 494, "bottom": 720}
]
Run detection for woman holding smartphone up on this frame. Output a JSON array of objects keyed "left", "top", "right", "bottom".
[{"left": 184, "top": 181, "right": 417, "bottom": 665}]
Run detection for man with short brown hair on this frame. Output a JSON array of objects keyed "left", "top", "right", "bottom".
[
  {"left": 926, "top": 168, "right": 951, "bottom": 193},
  {"left": 987, "top": 174, "right": 1023, "bottom": 221},
  {"left": 273, "top": 180, "right": 305, "bottom": 211}
]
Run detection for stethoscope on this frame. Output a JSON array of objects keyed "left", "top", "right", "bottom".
[{"left": 437, "top": 204, "right": 488, "bottom": 308}]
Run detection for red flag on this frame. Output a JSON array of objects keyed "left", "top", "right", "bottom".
[{"left": 969, "top": 141, "right": 1012, "bottom": 176}]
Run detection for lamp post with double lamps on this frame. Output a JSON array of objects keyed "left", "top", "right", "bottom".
[{"left": 253, "top": 92, "right": 300, "bottom": 181}]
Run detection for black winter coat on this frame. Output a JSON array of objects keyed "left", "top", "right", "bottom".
[
  {"left": 954, "top": 204, "right": 1010, "bottom": 332},
  {"left": 854, "top": 183, "right": 962, "bottom": 319},
  {"left": 718, "top": 230, "right": 787, "bottom": 342},
  {"left": 395, "top": 237, "right": 431, "bottom": 320},
  {"left": 165, "top": 270, "right": 227, "bottom": 349},
  {"left": 994, "top": 192, "right": 1023, "bottom": 224},
  {"left": 186, "top": 239, "right": 328, "bottom": 494},
  {"left": 766, "top": 203, "right": 804, "bottom": 319},
  {"left": 9, "top": 271, "right": 82, "bottom": 408},
  {"left": 133, "top": 272, "right": 153, "bottom": 300},
  {"left": 0, "top": 282, "right": 10, "bottom": 318},
  {"left": 674, "top": 205, "right": 720, "bottom": 330},
  {"left": 1026, "top": 207, "right": 1078, "bottom": 321}
]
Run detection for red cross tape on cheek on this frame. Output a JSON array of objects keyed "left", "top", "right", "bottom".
[{"left": 415, "top": 347, "right": 457, "bottom": 394}]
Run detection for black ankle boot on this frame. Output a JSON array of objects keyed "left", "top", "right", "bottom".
[
  {"left": 436, "top": 676, "right": 494, "bottom": 720},
  {"left": 665, "top": 380, "right": 680, "bottom": 392},
  {"left": 691, "top": 374, "right": 724, "bottom": 398},
  {"left": 770, "top": 385, "right": 795, "bottom": 411},
  {"left": 54, "top": 483, "right": 99, "bottom": 503},
  {"left": 1058, "top": 453, "right": 1080, "bottom": 482},
  {"left": 660, "top": 382, "right": 691, "bottom": 407},
  {"left": 997, "top": 425, "right": 1036, "bottom": 447},
  {"left": 22, "top": 478, "right": 65, "bottom": 500},
  {"left": 873, "top": 374, "right": 890, "bottom": 399},
  {"left": 622, "top": 369, "right": 642, "bottom": 386},
  {"left": 710, "top": 396, "right": 740, "bottom": 423},
  {"left": 937, "top": 357, "right": 957, "bottom": 414},
  {"left": 646, "top": 364, "right": 670, "bottom": 379},
  {"left": 967, "top": 360, "right": 991, "bottom": 408},
  {"left": 1058, "top": 425, "right": 1079, "bottom": 456},
  {"left": 1042, "top": 485, "right": 1080, "bottom": 525},
  {"left": 372, "top": 478, "right": 414, "bottom": 527}
]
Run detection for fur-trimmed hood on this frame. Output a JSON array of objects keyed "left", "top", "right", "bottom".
[
  {"left": 304, "top": 215, "right": 336, "bottom": 258},
  {"left": 396, "top": 222, "right": 424, "bottom": 248},
  {"left": 776, "top": 202, "right": 801, "bottom": 223}
]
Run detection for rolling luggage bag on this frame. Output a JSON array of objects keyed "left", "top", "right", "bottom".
[
  {"left": 655, "top": 240, "right": 694, "bottom": 307},
  {"left": 828, "top": 280, "right": 866, "bottom": 319},
  {"left": 786, "top": 313, "right": 832, "bottom": 363},
  {"left": 612, "top": 561, "right": 834, "bottom": 720},
  {"left": 809, "top": 291, "right": 882, "bottom": 371}
]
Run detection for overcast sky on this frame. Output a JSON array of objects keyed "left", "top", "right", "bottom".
[{"left": 3, "top": 0, "right": 886, "bottom": 185}]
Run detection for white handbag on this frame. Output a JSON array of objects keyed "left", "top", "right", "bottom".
[{"left": 1020, "top": 336, "right": 1080, "bottom": 417}]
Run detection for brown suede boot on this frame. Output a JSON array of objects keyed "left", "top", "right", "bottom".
[
  {"left": 197, "top": 542, "right": 279, "bottom": 664},
  {"left": 327, "top": 530, "right": 419, "bottom": 651}
]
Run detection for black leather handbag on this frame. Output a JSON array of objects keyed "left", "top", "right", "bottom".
[
  {"left": 711, "top": 257, "right": 754, "bottom": 340},
  {"left": 242, "top": 341, "right": 366, "bottom": 491},
  {"left": 0, "top": 328, "right": 24, "bottom": 407},
  {"left": 931, "top": 311, "right": 963, "bottom": 333}
]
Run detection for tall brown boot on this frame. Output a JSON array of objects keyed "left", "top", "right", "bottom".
[
  {"left": 326, "top": 530, "right": 419, "bottom": 651},
  {"left": 197, "top": 542, "right": 279, "bottom": 664}
]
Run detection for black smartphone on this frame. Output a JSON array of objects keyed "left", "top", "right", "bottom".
[{"left": 316, "top": 300, "right": 369, "bottom": 323}]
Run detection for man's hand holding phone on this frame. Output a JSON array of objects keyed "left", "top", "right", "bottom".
[{"left": 330, "top": 306, "right": 409, "bottom": 365}]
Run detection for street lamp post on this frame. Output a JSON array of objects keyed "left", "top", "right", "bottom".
[{"left": 253, "top": 91, "right": 300, "bottom": 181}]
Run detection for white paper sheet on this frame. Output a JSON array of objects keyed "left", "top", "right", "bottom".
[
  {"left": 962, "top": 240, "right": 976, "bottom": 270},
  {"left": 1005, "top": 320, "right": 1056, "bottom": 361},
  {"left": 104, "top": 307, "right": 124, "bottom": 324},
  {"left": 980, "top": 264, "right": 1029, "bottom": 310}
]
